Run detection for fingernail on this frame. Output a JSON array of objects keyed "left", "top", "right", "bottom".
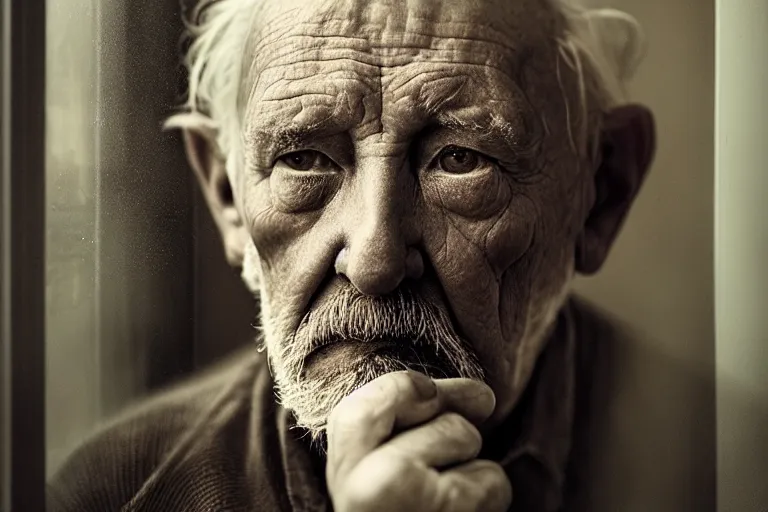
[{"left": 407, "top": 370, "right": 437, "bottom": 399}]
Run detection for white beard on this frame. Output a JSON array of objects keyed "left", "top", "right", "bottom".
[{"left": 241, "top": 237, "right": 572, "bottom": 445}]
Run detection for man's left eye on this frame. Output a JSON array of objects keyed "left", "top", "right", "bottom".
[
  {"left": 436, "top": 146, "right": 487, "bottom": 174},
  {"left": 277, "top": 150, "right": 335, "bottom": 172}
]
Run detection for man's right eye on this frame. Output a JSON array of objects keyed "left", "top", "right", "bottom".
[{"left": 277, "top": 150, "right": 335, "bottom": 172}]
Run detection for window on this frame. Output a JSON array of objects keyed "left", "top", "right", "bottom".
[{"left": 43, "top": 0, "right": 199, "bottom": 480}]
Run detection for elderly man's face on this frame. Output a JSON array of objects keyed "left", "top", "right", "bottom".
[{"left": 187, "top": 0, "right": 654, "bottom": 436}]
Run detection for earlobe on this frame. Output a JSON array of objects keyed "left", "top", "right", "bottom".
[
  {"left": 182, "top": 128, "right": 249, "bottom": 267},
  {"left": 575, "top": 104, "right": 656, "bottom": 275}
]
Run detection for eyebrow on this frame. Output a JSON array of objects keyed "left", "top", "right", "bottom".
[
  {"left": 413, "top": 74, "right": 540, "bottom": 154},
  {"left": 244, "top": 93, "right": 358, "bottom": 157},
  {"left": 432, "top": 110, "right": 541, "bottom": 159},
  {"left": 244, "top": 93, "right": 541, "bottom": 162}
]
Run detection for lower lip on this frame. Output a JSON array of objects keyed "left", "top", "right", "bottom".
[
  {"left": 303, "top": 340, "right": 399, "bottom": 378},
  {"left": 313, "top": 339, "right": 398, "bottom": 359}
]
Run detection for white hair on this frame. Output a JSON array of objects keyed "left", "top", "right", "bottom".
[
  {"left": 165, "top": 0, "right": 646, "bottom": 293},
  {"left": 165, "top": 0, "right": 259, "bottom": 180},
  {"left": 552, "top": 0, "right": 646, "bottom": 155},
  {"left": 166, "top": 0, "right": 645, "bottom": 164}
]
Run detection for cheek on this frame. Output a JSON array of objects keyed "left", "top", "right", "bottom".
[
  {"left": 420, "top": 169, "right": 536, "bottom": 275},
  {"left": 270, "top": 170, "right": 342, "bottom": 214},
  {"left": 421, "top": 172, "right": 536, "bottom": 374},
  {"left": 243, "top": 169, "right": 338, "bottom": 263},
  {"left": 422, "top": 169, "right": 511, "bottom": 220},
  {"left": 241, "top": 173, "right": 332, "bottom": 336}
]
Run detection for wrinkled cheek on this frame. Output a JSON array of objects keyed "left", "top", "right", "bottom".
[
  {"left": 484, "top": 195, "right": 537, "bottom": 276},
  {"left": 241, "top": 176, "right": 314, "bottom": 336},
  {"left": 494, "top": 215, "right": 575, "bottom": 393},
  {"left": 476, "top": 199, "right": 537, "bottom": 387},
  {"left": 483, "top": 194, "right": 537, "bottom": 338},
  {"left": 422, "top": 196, "right": 535, "bottom": 380},
  {"left": 427, "top": 219, "right": 500, "bottom": 336},
  {"left": 495, "top": 252, "right": 539, "bottom": 387}
]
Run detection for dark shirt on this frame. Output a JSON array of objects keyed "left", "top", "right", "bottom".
[{"left": 47, "top": 296, "right": 615, "bottom": 512}]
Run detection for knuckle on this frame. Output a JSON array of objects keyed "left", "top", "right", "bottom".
[
  {"left": 362, "top": 371, "right": 406, "bottom": 397},
  {"left": 329, "top": 372, "right": 409, "bottom": 430},
  {"left": 477, "top": 462, "right": 513, "bottom": 510},
  {"left": 444, "top": 480, "right": 465, "bottom": 505},
  {"left": 328, "top": 394, "right": 377, "bottom": 431},
  {"left": 340, "top": 480, "right": 381, "bottom": 509},
  {"left": 438, "top": 412, "right": 481, "bottom": 446},
  {"left": 367, "top": 450, "right": 416, "bottom": 485},
  {"left": 437, "top": 462, "right": 511, "bottom": 512}
]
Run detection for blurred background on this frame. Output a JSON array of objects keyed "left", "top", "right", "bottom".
[
  {"left": 1, "top": 0, "right": 762, "bottom": 510},
  {"left": 43, "top": 0, "right": 258, "bottom": 475}
]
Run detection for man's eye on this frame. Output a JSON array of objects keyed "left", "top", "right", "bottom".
[
  {"left": 437, "top": 146, "right": 484, "bottom": 174},
  {"left": 278, "top": 150, "right": 334, "bottom": 172}
]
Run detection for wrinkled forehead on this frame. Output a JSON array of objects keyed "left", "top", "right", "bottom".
[
  {"left": 240, "top": 0, "right": 564, "bottom": 94},
  {"left": 248, "top": 0, "right": 561, "bottom": 44}
]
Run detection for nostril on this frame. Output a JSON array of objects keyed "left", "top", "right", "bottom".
[{"left": 405, "top": 247, "right": 424, "bottom": 279}]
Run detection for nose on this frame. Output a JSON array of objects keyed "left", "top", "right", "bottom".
[{"left": 335, "top": 159, "right": 424, "bottom": 296}]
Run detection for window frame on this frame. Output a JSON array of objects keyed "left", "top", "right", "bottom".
[{"left": 0, "top": 0, "right": 46, "bottom": 509}]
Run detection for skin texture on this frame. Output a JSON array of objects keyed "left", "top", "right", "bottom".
[
  {"left": 325, "top": 371, "right": 513, "bottom": 511},
  {"left": 241, "top": 0, "right": 587, "bottom": 429},
  {"left": 182, "top": 0, "right": 655, "bottom": 508}
]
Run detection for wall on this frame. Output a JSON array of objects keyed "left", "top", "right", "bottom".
[
  {"left": 715, "top": 1, "right": 768, "bottom": 510},
  {"left": 572, "top": 0, "right": 716, "bottom": 510}
]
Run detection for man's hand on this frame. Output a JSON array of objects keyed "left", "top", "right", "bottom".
[{"left": 326, "top": 371, "right": 513, "bottom": 512}]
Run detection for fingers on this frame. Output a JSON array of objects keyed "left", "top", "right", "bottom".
[
  {"left": 327, "top": 370, "right": 439, "bottom": 483},
  {"left": 436, "top": 460, "right": 513, "bottom": 512},
  {"left": 433, "top": 378, "right": 497, "bottom": 426},
  {"left": 377, "top": 412, "right": 482, "bottom": 468},
  {"left": 327, "top": 371, "right": 494, "bottom": 489}
]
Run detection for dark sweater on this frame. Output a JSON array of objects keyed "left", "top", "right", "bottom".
[{"left": 47, "top": 296, "right": 617, "bottom": 512}]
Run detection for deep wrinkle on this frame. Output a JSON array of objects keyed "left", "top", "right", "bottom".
[{"left": 236, "top": 0, "right": 610, "bottom": 438}]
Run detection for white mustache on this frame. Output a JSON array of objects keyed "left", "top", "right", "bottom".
[{"left": 286, "top": 284, "right": 484, "bottom": 381}]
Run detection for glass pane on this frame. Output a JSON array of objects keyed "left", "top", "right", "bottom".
[
  {"left": 45, "top": 0, "right": 100, "bottom": 478},
  {"left": 44, "top": 0, "right": 198, "bottom": 480}
]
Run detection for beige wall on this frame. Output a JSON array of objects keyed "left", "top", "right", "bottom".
[
  {"left": 572, "top": 0, "right": 716, "bottom": 510},
  {"left": 715, "top": 1, "right": 768, "bottom": 510}
]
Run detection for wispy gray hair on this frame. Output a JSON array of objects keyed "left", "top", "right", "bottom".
[
  {"left": 165, "top": 0, "right": 646, "bottom": 292},
  {"left": 165, "top": 0, "right": 645, "bottom": 165}
]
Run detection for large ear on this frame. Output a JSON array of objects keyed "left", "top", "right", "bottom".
[
  {"left": 183, "top": 127, "right": 249, "bottom": 267},
  {"left": 575, "top": 104, "right": 656, "bottom": 275}
]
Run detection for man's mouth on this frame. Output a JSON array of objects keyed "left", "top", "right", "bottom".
[
  {"left": 310, "top": 339, "right": 398, "bottom": 359},
  {"left": 302, "top": 338, "right": 422, "bottom": 380}
]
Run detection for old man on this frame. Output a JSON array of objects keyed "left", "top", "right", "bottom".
[{"left": 47, "top": 0, "right": 655, "bottom": 510}]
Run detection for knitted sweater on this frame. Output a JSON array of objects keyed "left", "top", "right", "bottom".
[{"left": 46, "top": 297, "right": 616, "bottom": 512}]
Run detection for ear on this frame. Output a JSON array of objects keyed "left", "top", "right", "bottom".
[
  {"left": 575, "top": 104, "right": 656, "bottom": 275},
  {"left": 183, "top": 128, "right": 249, "bottom": 267}
]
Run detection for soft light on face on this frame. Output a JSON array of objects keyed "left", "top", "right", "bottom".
[{"left": 237, "top": 0, "right": 589, "bottom": 438}]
